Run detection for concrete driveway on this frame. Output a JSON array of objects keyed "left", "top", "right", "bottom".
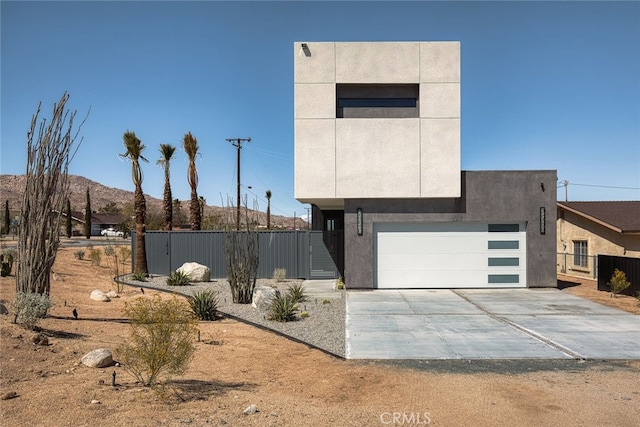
[{"left": 345, "top": 289, "right": 640, "bottom": 360}]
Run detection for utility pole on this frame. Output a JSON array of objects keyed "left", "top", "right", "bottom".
[
  {"left": 563, "top": 180, "right": 569, "bottom": 202},
  {"left": 226, "top": 137, "right": 251, "bottom": 230}
]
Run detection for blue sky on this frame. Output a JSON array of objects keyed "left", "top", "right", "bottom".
[{"left": 2, "top": 1, "right": 639, "bottom": 218}]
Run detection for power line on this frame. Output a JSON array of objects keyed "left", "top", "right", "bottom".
[{"left": 569, "top": 183, "right": 640, "bottom": 190}]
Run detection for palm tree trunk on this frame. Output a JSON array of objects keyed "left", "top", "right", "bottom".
[
  {"left": 163, "top": 168, "right": 172, "bottom": 230},
  {"left": 134, "top": 186, "right": 148, "bottom": 274},
  {"left": 190, "top": 189, "right": 201, "bottom": 230}
]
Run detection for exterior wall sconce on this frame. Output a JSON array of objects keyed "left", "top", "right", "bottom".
[
  {"left": 301, "top": 43, "right": 311, "bottom": 57},
  {"left": 540, "top": 207, "right": 546, "bottom": 235},
  {"left": 357, "top": 208, "right": 363, "bottom": 236}
]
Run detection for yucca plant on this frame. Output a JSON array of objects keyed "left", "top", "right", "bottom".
[
  {"left": 188, "top": 290, "right": 219, "bottom": 321},
  {"left": 130, "top": 271, "right": 147, "bottom": 282},
  {"left": 267, "top": 294, "right": 298, "bottom": 322},
  {"left": 287, "top": 283, "right": 307, "bottom": 304},
  {"left": 166, "top": 270, "right": 190, "bottom": 286}
]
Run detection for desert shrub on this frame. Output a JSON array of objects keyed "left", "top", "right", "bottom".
[
  {"left": 225, "top": 230, "right": 259, "bottom": 303},
  {"left": 272, "top": 268, "right": 287, "bottom": 283},
  {"left": 117, "top": 295, "right": 198, "bottom": 387},
  {"left": 166, "top": 270, "right": 190, "bottom": 286},
  {"left": 322, "top": 299, "right": 330, "bottom": 305},
  {"left": 0, "top": 248, "right": 16, "bottom": 276},
  {"left": 187, "top": 290, "right": 219, "bottom": 321},
  {"left": 73, "top": 250, "right": 85, "bottom": 260},
  {"left": 300, "top": 311, "right": 310, "bottom": 319},
  {"left": 130, "top": 271, "right": 147, "bottom": 282},
  {"left": 118, "top": 246, "right": 132, "bottom": 266},
  {"left": 267, "top": 294, "right": 298, "bottom": 322},
  {"left": 336, "top": 277, "right": 345, "bottom": 290},
  {"left": 609, "top": 268, "right": 631, "bottom": 297},
  {"left": 11, "top": 292, "right": 51, "bottom": 330},
  {"left": 287, "top": 283, "right": 307, "bottom": 304},
  {"left": 89, "top": 248, "right": 102, "bottom": 266}
]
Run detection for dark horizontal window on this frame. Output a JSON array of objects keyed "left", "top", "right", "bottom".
[
  {"left": 488, "top": 224, "right": 520, "bottom": 233},
  {"left": 337, "top": 84, "right": 419, "bottom": 118},
  {"left": 338, "top": 98, "right": 417, "bottom": 108},
  {"left": 488, "top": 241, "right": 520, "bottom": 250},
  {"left": 488, "top": 257, "right": 520, "bottom": 267},
  {"left": 488, "top": 274, "right": 520, "bottom": 284}
]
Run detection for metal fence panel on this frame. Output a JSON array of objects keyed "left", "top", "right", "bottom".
[
  {"left": 133, "top": 230, "right": 333, "bottom": 280},
  {"left": 597, "top": 255, "right": 640, "bottom": 297}
]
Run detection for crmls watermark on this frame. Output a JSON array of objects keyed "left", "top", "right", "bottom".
[{"left": 379, "top": 412, "right": 431, "bottom": 425}]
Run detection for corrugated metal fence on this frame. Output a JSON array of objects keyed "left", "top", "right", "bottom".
[
  {"left": 132, "top": 230, "right": 339, "bottom": 279},
  {"left": 597, "top": 255, "right": 640, "bottom": 297}
]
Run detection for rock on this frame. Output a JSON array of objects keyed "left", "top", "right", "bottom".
[
  {"left": 0, "top": 303, "right": 9, "bottom": 315},
  {"left": 243, "top": 404, "right": 259, "bottom": 415},
  {"left": 32, "top": 333, "right": 49, "bottom": 346},
  {"left": 252, "top": 286, "right": 280, "bottom": 311},
  {"left": 105, "top": 290, "right": 119, "bottom": 299},
  {"left": 91, "top": 399, "right": 101, "bottom": 404},
  {"left": 1, "top": 391, "right": 18, "bottom": 400},
  {"left": 177, "top": 262, "right": 210, "bottom": 282},
  {"left": 81, "top": 348, "right": 113, "bottom": 368},
  {"left": 90, "top": 290, "right": 110, "bottom": 302}
]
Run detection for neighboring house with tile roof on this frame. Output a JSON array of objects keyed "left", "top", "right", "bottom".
[{"left": 557, "top": 201, "right": 640, "bottom": 278}]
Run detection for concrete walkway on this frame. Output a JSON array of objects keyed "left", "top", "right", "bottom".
[{"left": 346, "top": 289, "right": 640, "bottom": 360}]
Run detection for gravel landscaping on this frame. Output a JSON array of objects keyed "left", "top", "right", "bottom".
[{"left": 119, "top": 275, "right": 346, "bottom": 358}]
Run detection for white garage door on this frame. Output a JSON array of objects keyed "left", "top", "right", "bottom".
[{"left": 375, "top": 222, "right": 526, "bottom": 289}]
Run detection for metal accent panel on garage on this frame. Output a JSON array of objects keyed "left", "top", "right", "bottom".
[{"left": 374, "top": 222, "right": 527, "bottom": 289}]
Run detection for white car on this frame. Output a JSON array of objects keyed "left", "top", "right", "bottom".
[{"left": 101, "top": 228, "right": 125, "bottom": 238}]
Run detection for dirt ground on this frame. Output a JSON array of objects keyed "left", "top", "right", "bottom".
[{"left": 1, "top": 246, "right": 639, "bottom": 427}]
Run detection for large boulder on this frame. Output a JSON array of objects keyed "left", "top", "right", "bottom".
[
  {"left": 251, "top": 285, "right": 280, "bottom": 311},
  {"left": 176, "top": 262, "right": 210, "bottom": 282},
  {"left": 90, "top": 290, "right": 110, "bottom": 302},
  {"left": 81, "top": 348, "right": 113, "bottom": 368}
]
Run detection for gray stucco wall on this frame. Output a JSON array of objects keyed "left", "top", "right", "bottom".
[{"left": 343, "top": 170, "right": 557, "bottom": 289}]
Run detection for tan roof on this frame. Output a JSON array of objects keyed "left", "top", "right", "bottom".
[{"left": 558, "top": 201, "right": 640, "bottom": 233}]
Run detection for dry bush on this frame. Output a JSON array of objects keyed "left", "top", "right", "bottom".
[{"left": 117, "top": 295, "right": 198, "bottom": 387}]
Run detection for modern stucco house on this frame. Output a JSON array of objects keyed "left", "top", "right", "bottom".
[
  {"left": 557, "top": 201, "right": 640, "bottom": 278},
  {"left": 294, "top": 41, "right": 557, "bottom": 289}
]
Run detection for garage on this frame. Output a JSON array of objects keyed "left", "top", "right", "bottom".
[{"left": 374, "top": 222, "right": 527, "bottom": 289}]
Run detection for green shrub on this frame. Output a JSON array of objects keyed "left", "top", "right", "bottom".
[
  {"left": 609, "top": 268, "right": 631, "bottom": 298},
  {"left": 116, "top": 295, "right": 198, "bottom": 387},
  {"left": 300, "top": 311, "right": 310, "bottom": 319},
  {"left": 89, "top": 248, "right": 102, "bottom": 266},
  {"left": 287, "top": 283, "right": 307, "bottom": 304},
  {"left": 336, "top": 277, "right": 345, "bottom": 290},
  {"left": 188, "top": 290, "right": 219, "bottom": 321},
  {"left": 272, "top": 268, "right": 287, "bottom": 283},
  {"left": 166, "top": 270, "right": 190, "bottom": 286},
  {"left": 267, "top": 294, "right": 298, "bottom": 322},
  {"left": 130, "top": 271, "right": 147, "bottom": 282},
  {"left": 73, "top": 250, "right": 85, "bottom": 260},
  {"left": 0, "top": 249, "right": 16, "bottom": 277},
  {"left": 11, "top": 292, "right": 51, "bottom": 330},
  {"left": 322, "top": 299, "right": 330, "bottom": 305}
]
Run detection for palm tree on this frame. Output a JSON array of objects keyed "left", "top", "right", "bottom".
[
  {"left": 120, "top": 131, "right": 149, "bottom": 275},
  {"left": 183, "top": 132, "right": 201, "bottom": 230},
  {"left": 265, "top": 190, "right": 272, "bottom": 230},
  {"left": 157, "top": 144, "right": 176, "bottom": 230}
]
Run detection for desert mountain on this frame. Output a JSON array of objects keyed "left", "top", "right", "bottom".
[{"left": 0, "top": 174, "right": 302, "bottom": 229}]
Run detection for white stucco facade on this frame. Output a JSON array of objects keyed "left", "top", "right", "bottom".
[{"left": 294, "top": 41, "right": 461, "bottom": 209}]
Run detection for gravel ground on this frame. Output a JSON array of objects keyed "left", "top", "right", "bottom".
[{"left": 119, "top": 275, "right": 346, "bottom": 358}]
